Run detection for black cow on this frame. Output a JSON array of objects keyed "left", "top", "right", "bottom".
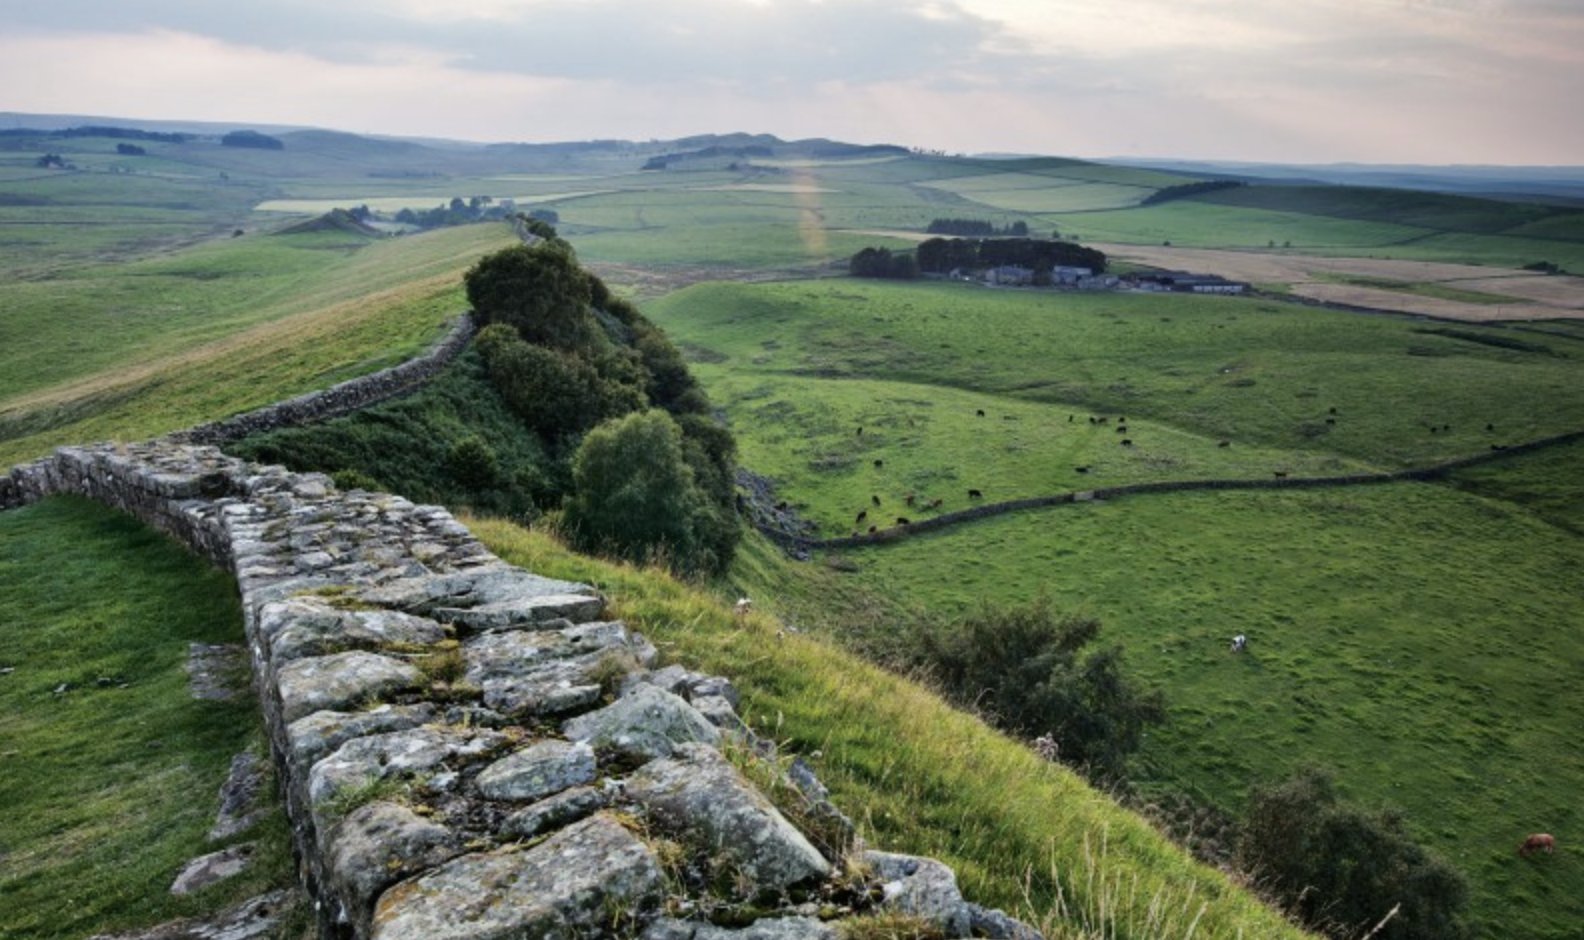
[{"left": 968, "top": 488, "right": 983, "bottom": 499}]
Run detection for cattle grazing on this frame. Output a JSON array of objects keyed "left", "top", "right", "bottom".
[
  {"left": 1430, "top": 426, "right": 1438, "bottom": 434},
  {"left": 1119, "top": 416, "right": 1127, "bottom": 424},
  {"left": 905, "top": 494, "right": 916, "bottom": 507},
  {"left": 856, "top": 426, "right": 863, "bottom": 436},
  {"left": 896, "top": 517, "right": 911, "bottom": 526},
  {"left": 1088, "top": 416, "right": 1096, "bottom": 424},
  {"left": 968, "top": 488, "right": 983, "bottom": 499},
  {"left": 871, "top": 494, "right": 881, "bottom": 506},
  {"left": 1075, "top": 466, "right": 1090, "bottom": 474},
  {"left": 1486, "top": 422, "right": 1495, "bottom": 432},
  {"left": 855, "top": 509, "right": 868, "bottom": 524},
  {"left": 868, "top": 525, "right": 877, "bottom": 534},
  {"left": 874, "top": 458, "right": 884, "bottom": 468},
  {"left": 734, "top": 597, "right": 753, "bottom": 622},
  {"left": 976, "top": 409, "right": 985, "bottom": 417},
  {"left": 1519, "top": 833, "right": 1556, "bottom": 857},
  {"left": 1068, "top": 414, "right": 1075, "bottom": 422},
  {"left": 1097, "top": 417, "right": 1109, "bottom": 425},
  {"left": 1443, "top": 423, "right": 1451, "bottom": 431},
  {"left": 1273, "top": 471, "right": 1288, "bottom": 478},
  {"left": 1328, "top": 407, "right": 1337, "bottom": 415},
  {"left": 1325, "top": 418, "right": 1336, "bottom": 425},
  {"left": 1218, "top": 440, "right": 1230, "bottom": 448},
  {"left": 1116, "top": 425, "right": 1128, "bottom": 433},
  {"left": 1121, "top": 439, "right": 1133, "bottom": 447},
  {"left": 1231, "top": 634, "right": 1248, "bottom": 653},
  {"left": 775, "top": 500, "right": 788, "bottom": 511}
]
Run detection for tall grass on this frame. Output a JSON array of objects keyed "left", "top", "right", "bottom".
[{"left": 466, "top": 516, "right": 1310, "bottom": 940}]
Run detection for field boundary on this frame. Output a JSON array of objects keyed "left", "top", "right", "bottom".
[{"left": 756, "top": 428, "right": 1584, "bottom": 552}]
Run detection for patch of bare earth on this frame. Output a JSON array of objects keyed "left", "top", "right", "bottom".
[{"left": 1094, "top": 244, "right": 1584, "bottom": 322}]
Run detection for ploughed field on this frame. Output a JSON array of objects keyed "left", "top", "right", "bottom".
[{"left": 647, "top": 278, "right": 1584, "bottom": 939}]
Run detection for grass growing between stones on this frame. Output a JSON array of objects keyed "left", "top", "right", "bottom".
[
  {"left": 0, "top": 497, "right": 294, "bottom": 940},
  {"left": 466, "top": 516, "right": 1311, "bottom": 940}
]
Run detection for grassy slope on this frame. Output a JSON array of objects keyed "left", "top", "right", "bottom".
[
  {"left": 0, "top": 497, "right": 294, "bottom": 940},
  {"left": 466, "top": 517, "right": 1310, "bottom": 940},
  {"left": 646, "top": 277, "right": 1584, "bottom": 937},
  {"left": 0, "top": 224, "right": 517, "bottom": 466}
]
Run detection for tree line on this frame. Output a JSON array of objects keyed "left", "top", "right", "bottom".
[{"left": 925, "top": 218, "right": 1030, "bottom": 237}]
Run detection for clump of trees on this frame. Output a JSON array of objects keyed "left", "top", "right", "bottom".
[
  {"left": 465, "top": 238, "right": 738, "bottom": 575},
  {"left": 915, "top": 237, "right": 1108, "bottom": 274},
  {"left": 1237, "top": 767, "right": 1469, "bottom": 940},
  {"left": 221, "top": 130, "right": 284, "bottom": 150},
  {"left": 115, "top": 143, "right": 146, "bottom": 156},
  {"left": 904, "top": 598, "right": 1165, "bottom": 783},
  {"left": 926, "top": 218, "right": 1030, "bottom": 237},
  {"left": 396, "top": 196, "right": 515, "bottom": 229},
  {"left": 848, "top": 247, "right": 918, "bottom": 279}
]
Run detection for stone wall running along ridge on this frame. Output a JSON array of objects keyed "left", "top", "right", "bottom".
[
  {"left": 171, "top": 313, "right": 478, "bottom": 446},
  {"left": 1, "top": 443, "right": 1041, "bottom": 940}
]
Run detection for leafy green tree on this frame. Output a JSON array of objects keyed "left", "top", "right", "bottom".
[
  {"left": 1237, "top": 768, "right": 1469, "bottom": 940},
  {"left": 911, "top": 599, "right": 1164, "bottom": 781},
  {"left": 465, "top": 242, "right": 598, "bottom": 354},
  {"left": 564, "top": 410, "right": 731, "bottom": 575}
]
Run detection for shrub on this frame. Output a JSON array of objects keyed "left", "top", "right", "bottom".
[
  {"left": 564, "top": 410, "right": 731, "bottom": 576},
  {"left": 909, "top": 599, "right": 1164, "bottom": 782},
  {"left": 476, "top": 324, "right": 643, "bottom": 439},
  {"left": 1237, "top": 767, "right": 1469, "bottom": 940}
]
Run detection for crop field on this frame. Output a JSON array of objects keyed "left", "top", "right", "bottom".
[{"left": 646, "top": 276, "right": 1584, "bottom": 936}]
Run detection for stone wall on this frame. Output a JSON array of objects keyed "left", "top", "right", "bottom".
[
  {"left": 3, "top": 443, "right": 1038, "bottom": 940},
  {"left": 170, "top": 314, "right": 478, "bottom": 446}
]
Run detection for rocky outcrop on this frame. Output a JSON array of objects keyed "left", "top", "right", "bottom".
[{"left": 2, "top": 441, "right": 1040, "bottom": 940}]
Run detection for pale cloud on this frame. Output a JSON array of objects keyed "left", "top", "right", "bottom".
[{"left": 0, "top": 0, "right": 1580, "bottom": 163}]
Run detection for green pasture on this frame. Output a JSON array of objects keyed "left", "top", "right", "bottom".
[
  {"left": 0, "top": 497, "right": 294, "bottom": 940},
  {"left": 694, "top": 368, "right": 1373, "bottom": 536},
  {"left": 647, "top": 276, "right": 1584, "bottom": 935},
  {"left": 648, "top": 279, "right": 1584, "bottom": 469},
  {"left": 822, "top": 483, "right": 1584, "bottom": 939}
]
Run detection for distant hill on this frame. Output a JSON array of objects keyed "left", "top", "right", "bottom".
[
  {"left": 1109, "top": 157, "right": 1584, "bottom": 204},
  {"left": 272, "top": 208, "right": 381, "bottom": 238}
]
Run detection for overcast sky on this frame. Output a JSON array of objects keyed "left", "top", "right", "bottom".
[{"left": 2, "top": 0, "right": 1580, "bottom": 165}]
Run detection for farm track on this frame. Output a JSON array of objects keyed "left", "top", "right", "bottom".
[{"left": 754, "top": 427, "right": 1584, "bottom": 552}]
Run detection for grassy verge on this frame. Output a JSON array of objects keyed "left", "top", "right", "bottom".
[
  {"left": 0, "top": 497, "right": 294, "bottom": 940},
  {"left": 466, "top": 516, "right": 1310, "bottom": 940}
]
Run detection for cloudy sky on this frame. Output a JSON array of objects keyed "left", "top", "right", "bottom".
[{"left": 2, "top": 0, "right": 1581, "bottom": 164}]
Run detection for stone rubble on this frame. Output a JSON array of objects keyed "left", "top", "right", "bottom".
[{"left": 3, "top": 441, "right": 1042, "bottom": 940}]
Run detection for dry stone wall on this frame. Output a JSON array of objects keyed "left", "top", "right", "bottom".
[
  {"left": 171, "top": 314, "right": 477, "bottom": 446},
  {"left": 3, "top": 442, "right": 1039, "bottom": 940}
]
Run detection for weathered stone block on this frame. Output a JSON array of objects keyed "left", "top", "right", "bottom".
[
  {"left": 626, "top": 743, "right": 831, "bottom": 897},
  {"left": 563, "top": 684, "right": 721, "bottom": 761},
  {"left": 371, "top": 813, "right": 663, "bottom": 939},
  {"left": 286, "top": 703, "right": 438, "bottom": 770},
  {"left": 326, "top": 801, "right": 460, "bottom": 936},
  {"left": 276, "top": 650, "right": 424, "bottom": 723},
  {"left": 475, "top": 739, "right": 596, "bottom": 802},
  {"left": 865, "top": 851, "right": 972, "bottom": 938}
]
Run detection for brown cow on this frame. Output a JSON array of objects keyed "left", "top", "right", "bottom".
[{"left": 1519, "top": 833, "right": 1556, "bottom": 857}]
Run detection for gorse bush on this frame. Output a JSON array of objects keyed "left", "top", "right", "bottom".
[
  {"left": 1237, "top": 767, "right": 1469, "bottom": 940},
  {"left": 908, "top": 599, "right": 1164, "bottom": 783}
]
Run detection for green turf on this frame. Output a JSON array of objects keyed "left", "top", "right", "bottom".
[
  {"left": 0, "top": 497, "right": 293, "bottom": 940},
  {"left": 818, "top": 483, "right": 1584, "bottom": 940}
]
